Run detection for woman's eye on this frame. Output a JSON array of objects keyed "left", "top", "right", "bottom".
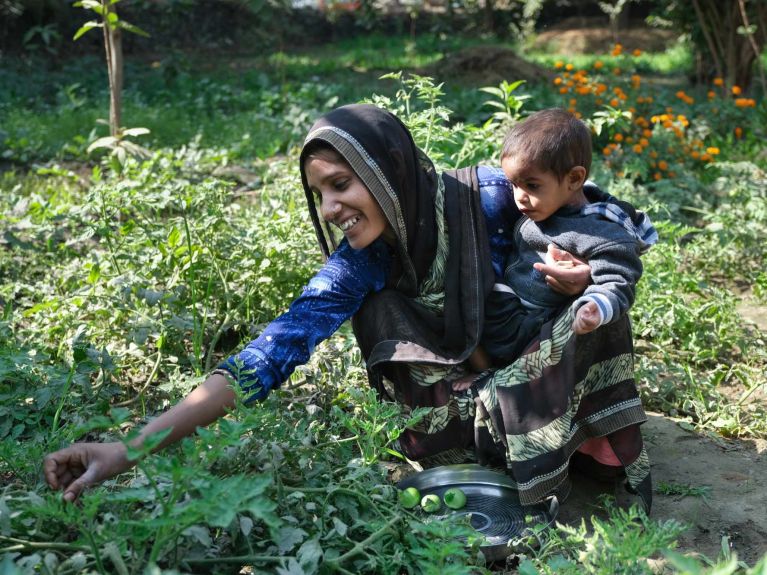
[{"left": 334, "top": 179, "right": 349, "bottom": 191}]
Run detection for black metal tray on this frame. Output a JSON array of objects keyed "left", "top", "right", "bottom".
[{"left": 396, "top": 464, "right": 559, "bottom": 561}]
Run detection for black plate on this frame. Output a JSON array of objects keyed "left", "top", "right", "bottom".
[{"left": 397, "top": 464, "right": 559, "bottom": 561}]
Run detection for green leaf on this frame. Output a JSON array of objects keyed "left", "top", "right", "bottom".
[
  {"left": 518, "top": 559, "right": 539, "bottom": 575},
  {"left": 87, "top": 136, "right": 117, "bottom": 153},
  {"left": 122, "top": 127, "right": 150, "bottom": 137},
  {"left": 117, "top": 20, "right": 150, "bottom": 37},
  {"left": 72, "top": 20, "right": 101, "bottom": 40}
]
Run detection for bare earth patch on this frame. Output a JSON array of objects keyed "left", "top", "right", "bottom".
[
  {"left": 561, "top": 413, "right": 767, "bottom": 565},
  {"left": 533, "top": 17, "right": 677, "bottom": 54}
]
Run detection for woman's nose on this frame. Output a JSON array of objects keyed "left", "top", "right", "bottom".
[{"left": 321, "top": 196, "right": 342, "bottom": 221}]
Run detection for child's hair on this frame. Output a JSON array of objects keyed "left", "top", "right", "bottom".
[{"left": 501, "top": 108, "right": 592, "bottom": 180}]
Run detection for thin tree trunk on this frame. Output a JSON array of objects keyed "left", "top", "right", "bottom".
[
  {"left": 737, "top": 0, "right": 767, "bottom": 93},
  {"left": 102, "top": 0, "right": 123, "bottom": 136}
]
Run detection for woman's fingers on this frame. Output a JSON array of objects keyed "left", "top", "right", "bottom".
[
  {"left": 44, "top": 442, "right": 131, "bottom": 502},
  {"left": 535, "top": 244, "right": 591, "bottom": 295}
]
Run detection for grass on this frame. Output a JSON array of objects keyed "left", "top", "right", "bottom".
[{"left": 2, "top": 31, "right": 767, "bottom": 573}]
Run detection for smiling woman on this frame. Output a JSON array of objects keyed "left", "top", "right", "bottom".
[
  {"left": 44, "top": 104, "right": 650, "bottom": 515},
  {"left": 303, "top": 144, "right": 394, "bottom": 249}
]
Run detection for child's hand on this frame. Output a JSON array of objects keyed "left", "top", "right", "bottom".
[{"left": 573, "top": 301, "right": 601, "bottom": 335}]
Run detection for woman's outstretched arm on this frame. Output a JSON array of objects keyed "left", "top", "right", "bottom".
[{"left": 44, "top": 373, "right": 235, "bottom": 502}]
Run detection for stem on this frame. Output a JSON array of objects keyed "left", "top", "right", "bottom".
[
  {"left": 0, "top": 536, "right": 89, "bottom": 553},
  {"left": 324, "top": 514, "right": 401, "bottom": 568},
  {"left": 184, "top": 555, "right": 293, "bottom": 565},
  {"left": 84, "top": 527, "right": 107, "bottom": 574},
  {"left": 50, "top": 364, "right": 76, "bottom": 437},
  {"left": 182, "top": 212, "right": 201, "bottom": 372},
  {"left": 114, "top": 345, "right": 163, "bottom": 407}
]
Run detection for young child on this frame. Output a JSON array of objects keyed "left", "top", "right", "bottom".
[{"left": 472, "top": 107, "right": 657, "bottom": 369}]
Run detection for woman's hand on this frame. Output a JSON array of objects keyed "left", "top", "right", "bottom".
[
  {"left": 43, "top": 373, "right": 237, "bottom": 502},
  {"left": 44, "top": 442, "right": 133, "bottom": 502},
  {"left": 533, "top": 244, "right": 591, "bottom": 296}
]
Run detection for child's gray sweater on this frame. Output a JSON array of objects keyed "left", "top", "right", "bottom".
[{"left": 502, "top": 202, "right": 645, "bottom": 328}]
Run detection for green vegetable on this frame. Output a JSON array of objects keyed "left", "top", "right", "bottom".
[
  {"left": 442, "top": 487, "right": 467, "bottom": 509},
  {"left": 420, "top": 493, "right": 441, "bottom": 513},
  {"left": 398, "top": 487, "right": 421, "bottom": 509}
]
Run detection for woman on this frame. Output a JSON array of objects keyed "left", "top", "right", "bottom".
[{"left": 44, "top": 104, "right": 650, "bottom": 510}]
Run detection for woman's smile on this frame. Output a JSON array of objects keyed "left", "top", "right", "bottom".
[{"left": 304, "top": 153, "right": 391, "bottom": 249}]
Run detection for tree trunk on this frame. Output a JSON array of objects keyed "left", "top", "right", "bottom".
[{"left": 102, "top": 0, "right": 123, "bottom": 136}]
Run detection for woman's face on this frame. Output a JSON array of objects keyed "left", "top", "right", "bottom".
[{"left": 304, "top": 151, "right": 394, "bottom": 250}]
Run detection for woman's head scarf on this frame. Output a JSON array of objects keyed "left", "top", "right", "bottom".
[{"left": 299, "top": 104, "right": 437, "bottom": 296}]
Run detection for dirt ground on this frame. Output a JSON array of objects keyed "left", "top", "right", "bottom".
[{"left": 560, "top": 413, "right": 767, "bottom": 566}]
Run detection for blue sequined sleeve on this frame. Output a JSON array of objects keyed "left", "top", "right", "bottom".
[
  {"left": 215, "top": 239, "right": 391, "bottom": 401},
  {"left": 477, "top": 166, "right": 521, "bottom": 278}
]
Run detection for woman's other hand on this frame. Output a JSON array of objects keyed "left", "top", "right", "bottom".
[
  {"left": 44, "top": 442, "right": 133, "bottom": 502},
  {"left": 533, "top": 244, "right": 590, "bottom": 296}
]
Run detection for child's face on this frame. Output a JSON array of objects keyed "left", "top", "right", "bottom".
[
  {"left": 305, "top": 151, "right": 394, "bottom": 249},
  {"left": 501, "top": 156, "right": 586, "bottom": 222}
]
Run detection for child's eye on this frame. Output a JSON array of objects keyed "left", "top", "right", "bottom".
[{"left": 334, "top": 179, "right": 349, "bottom": 191}]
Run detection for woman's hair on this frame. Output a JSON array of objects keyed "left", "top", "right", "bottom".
[
  {"left": 301, "top": 139, "right": 346, "bottom": 167},
  {"left": 500, "top": 108, "right": 592, "bottom": 180}
]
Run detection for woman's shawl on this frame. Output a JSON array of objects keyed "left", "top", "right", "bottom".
[{"left": 299, "top": 104, "right": 495, "bottom": 374}]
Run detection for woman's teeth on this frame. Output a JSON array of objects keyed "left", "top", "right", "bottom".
[{"left": 340, "top": 216, "right": 360, "bottom": 231}]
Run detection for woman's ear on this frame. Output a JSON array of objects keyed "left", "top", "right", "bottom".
[{"left": 567, "top": 166, "right": 587, "bottom": 190}]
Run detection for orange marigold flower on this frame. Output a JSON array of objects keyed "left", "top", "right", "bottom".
[
  {"left": 614, "top": 133, "right": 624, "bottom": 142},
  {"left": 603, "top": 146, "right": 612, "bottom": 156},
  {"left": 596, "top": 83, "right": 608, "bottom": 94},
  {"left": 706, "top": 146, "right": 720, "bottom": 155},
  {"left": 612, "top": 43, "right": 623, "bottom": 56},
  {"left": 713, "top": 77, "right": 724, "bottom": 86},
  {"left": 732, "top": 85, "right": 742, "bottom": 95},
  {"left": 676, "top": 90, "right": 686, "bottom": 99},
  {"left": 653, "top": 172, "right": 662, "bottom": 181},
  {"left": 555, "top": 61, "right": 565, "bottom": 69},
  {"left": 631, "top": 74, "right": 641, "bottom": 85},
  {"left": 637, "top": 96, "right": 644, "bottom": 104},
  {"left": 633, "top": 49, "right": 642, "bottom": 57},
  {"left": 554, "top": 77, "right": 563, "bottom": 85},
  {"left": 626, "top": 137, "right": 634, "bottom": 144},
  {"left": 643, "top": 129, "right": 653, "bottom": 138},
  {"left": 594, "top": 60, "right": 604, "bottom": 69},
  {"left": 649, "top": 150, "right": 658, "bottom": 159},
  {"left": 559, "top": 87, "right": 569, "bottom": 94},
  {"left": 565, "top": 63, "right": 574, "bottom": 71},
  {"left": 574, "top": 111, "right": 582, "bottom": 119},
  {"left": 658, "top": 160, "right": 668, "bottom": 171},
  {"left": 691, "top": 150, "right": 700, "bottom": 159},
  {"left": 669, "top": 171, "right": 676, "bottom": 178},
  {"left": 701, "top": 153, "right": 713, "bottom": 162},
  {"left": 735, "top": 126, "right": 743, "bottom": 138},
  {"left": 613, "top": 67, "right": 622, "bottom": 75},
  {"left": 708, "top": 91, "right": 716, "bottom": 99},
  {"left": 570, "top": 98, "right": 577, "bottom": 106},
  {"left": 610, "top": 98, "right": 620, "bottom": 107},
  {"left": 639, "top": 138, "right": 650, "bottom": 147},
  {"left": 633, "top": 144, "right": 643, "bottom": 153}
]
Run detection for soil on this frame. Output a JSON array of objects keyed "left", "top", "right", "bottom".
[
  {"left": 560, "top": 413, "right": 767, "bottom": 566},
  {"left": 533, "top": 16, "right": 678, "bottom": 54},
  {"left": 419, "top": 45, "right": 555, "bottom": 86}
]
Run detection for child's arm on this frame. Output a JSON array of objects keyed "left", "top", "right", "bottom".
[
  {"left": 572, "top": 240, "right": 642, "bottom": 332},
  {"left": 44, "top": 373, "right": 235, "bottom": 502}
]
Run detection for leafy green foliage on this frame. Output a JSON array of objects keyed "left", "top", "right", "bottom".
[{"left": 2, "top": 33, "right": 767, "bottom": 573}]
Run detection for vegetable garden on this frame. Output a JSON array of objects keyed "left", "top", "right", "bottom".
[{"left": 2, "top": 3, "right": 767, "bottom": 573}]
